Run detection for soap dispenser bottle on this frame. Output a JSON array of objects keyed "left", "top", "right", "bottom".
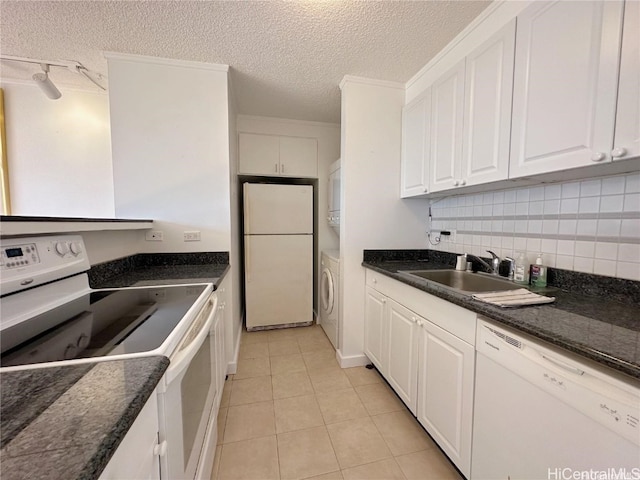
[
  {"left": 530, "top": 253, "right": 547, "bottom": 288},
  {"left": 514, "top": 252, "right": 529, "bottom": 284}
]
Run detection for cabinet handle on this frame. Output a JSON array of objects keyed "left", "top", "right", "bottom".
[
  {"left": 275, "top": 163, "right": 278, "bottom": 172},
  {"left": 460, "top": 179, "right": 466, "bottom": 186},
  {"left": 591, "top": 152, "right": 606, "bottom": 162},
  {"left": 611, "top": 147, "right": 627, "bottom": 159},
  {"left": 453, "top": 180, "right": 460, "bottom": 187}
]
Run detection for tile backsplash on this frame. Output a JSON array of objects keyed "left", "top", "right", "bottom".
[{"left": 428, "top": 172, "right": 640, "bottom": 281}]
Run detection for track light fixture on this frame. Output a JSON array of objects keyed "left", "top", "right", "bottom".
[
  {"left": 32, "top": 64, "right": 62, "bottom": 100},
  {"left": 0, "top": 55, "right": 107, "bottom": 100}
]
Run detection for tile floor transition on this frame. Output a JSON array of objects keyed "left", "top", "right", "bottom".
[{"left": 211, "top": 325, "right": 462, "bottom": 480}]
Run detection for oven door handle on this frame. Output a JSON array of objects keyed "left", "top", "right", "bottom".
[{"left": 165, "top": 295, "right": 218, "bottom": 385}]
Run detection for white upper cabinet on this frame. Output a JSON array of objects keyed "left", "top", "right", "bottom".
[
  {"left": 400, "top": 91, "right": 431, "bottom": 197},
  {"left": 461, "top": 20, "right": 515, "bottom": 187},
  {"left": 238, "top": 133, "right": 318, "bottom": 177},
  {"left": 509, "top": 0, "right": 625, "bottom": 178},
  {"left": 613, "top": 0, "right": 640, "bottom": 161},
  {"left": 429, "top": 60, "right": 465, "bottom": 193},
  {"left": 428, "top": 20, "right": 515, "bottom": 193}
]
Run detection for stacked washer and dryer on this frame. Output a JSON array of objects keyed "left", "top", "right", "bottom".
[{"left": 320, "top": 159, "right": 340, "bottom": 348}]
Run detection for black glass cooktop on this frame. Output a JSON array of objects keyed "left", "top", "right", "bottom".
[{"left": 0, "top": 284, "right": 208, "bottom": 367}]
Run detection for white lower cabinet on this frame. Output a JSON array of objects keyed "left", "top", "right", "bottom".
[
  {"left": 364, "top": 271, "right": 475, "bottom": 478},
  {"left": 99, "top": 389, "right": 161, "bottom": 480},
  {"left": 417, "top": 320, "right": 474, "bottom": 478}
]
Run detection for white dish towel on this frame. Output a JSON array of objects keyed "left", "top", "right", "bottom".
[{"left": 472, "top": 289, "right": 555, "bottom": 308}]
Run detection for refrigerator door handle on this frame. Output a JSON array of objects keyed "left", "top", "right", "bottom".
[{"left": 244, "top": 183, "right": 250, "bottom": 233}]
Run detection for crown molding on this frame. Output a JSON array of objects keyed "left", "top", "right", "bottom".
[{"left": 103, "top": 51, "right": 229, "bottom": 72}]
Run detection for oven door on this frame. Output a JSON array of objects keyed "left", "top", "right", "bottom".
[{"left": 157, "top": 292, "right": 218, "bottom": 480}]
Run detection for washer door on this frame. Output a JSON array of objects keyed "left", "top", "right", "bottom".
[{"left": 321, "top": 267, "right": 334, "bottom": 315}]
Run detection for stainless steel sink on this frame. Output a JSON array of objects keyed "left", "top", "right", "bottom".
[{"left": 399, "top": 269, "right": 522, "bottom": 294}]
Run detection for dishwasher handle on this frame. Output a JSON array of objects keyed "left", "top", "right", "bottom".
[{"left": 541, "top": 354, "right": 585, "bottom": 376}]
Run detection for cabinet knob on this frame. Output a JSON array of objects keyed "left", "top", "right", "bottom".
[
  {"left": 423, "top": 187, "right": 428, "bottom": 193},
  {"left": 381, "top": 298, "right": 386, "bottom": 304},
  {"left": 611, "top": 147, "right": 628, "bottom": 159},
  {"left": 460, "top": 179, "right": 466, "bottom": 186},
  {"left": 417, "top": 319, "right": 423, "bottom": 327},
  {"left": 591, "top": 152, "right": 606, "bottom": 162},
  {"left": 372, "top": 278, "right": 377, "bottom": 283},
  {"left": 411, "top": 316, "right": 417, "bottom": 324},
  {"left": 453, "top": 180, "right": 460, "bottom": 187}
]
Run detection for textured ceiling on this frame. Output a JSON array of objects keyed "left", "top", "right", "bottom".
[{"left": 0, "top": 1, "right": 490, "bottom": 123}]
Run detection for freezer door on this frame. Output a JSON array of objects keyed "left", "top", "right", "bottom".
[
  {"left": 244, "top": 183, "right": 313, "bottom": 234},
  {"left": 245, "top": 234, "right": 313, "bottom": 328}
]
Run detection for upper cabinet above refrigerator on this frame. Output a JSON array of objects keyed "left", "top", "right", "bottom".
[{"left": 238, "top": 133, "right": 318, "bottom": 178}]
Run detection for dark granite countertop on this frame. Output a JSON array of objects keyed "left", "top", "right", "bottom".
[
  {"left": 89, "top": 252, "right": 229, "bottom": 290},
  {"left": 363, "top": 251, "right": 640, "bottom": 380},
  {"left": 0, "top": 356, "right": 169, "bottom": 480}
]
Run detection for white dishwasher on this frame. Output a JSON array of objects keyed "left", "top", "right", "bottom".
[{"left": 472, "top": 319, "right": 640, "bottom": 480}]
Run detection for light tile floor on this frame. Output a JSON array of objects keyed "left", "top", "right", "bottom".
[{"left": 212, "top": 325, "right": 462, "bottom": 480}]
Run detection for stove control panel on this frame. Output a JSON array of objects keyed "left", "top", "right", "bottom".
[{"left": 0, "top": 235, "right": 90, "bottom": 296}]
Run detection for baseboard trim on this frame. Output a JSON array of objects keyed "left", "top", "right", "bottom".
[{"left": 336, "top": 350, "right": 369, "bottom": 368}]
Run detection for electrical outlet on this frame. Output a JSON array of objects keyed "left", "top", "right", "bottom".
[
  {"left": 184, "top": 231, "right": 201, "bottom": 242},
  {"left": 145, "top": 230, "right": 163, "bottom": 241}
]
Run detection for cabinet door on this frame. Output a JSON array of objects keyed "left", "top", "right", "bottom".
[
  {"left": 279, "top": 137, "right": 318, "bottom": 177},
  {"left": 430, "top": 60, "right": 465, "bottom": 192},
  {"left": 401, "top": 91, "right": 431, "bottom": 197},
  {"left": 417, "top": 320, "right": 474, "bottom": 478},
  {"left": 461, "top": 19, "right": 515, "bottom": 187},
  {"left": 613, "top": 0, "right": 640, "bottom": 161},
  {"left": 386, "top": 299, "right": 419, "bottom": 414},
  {"left": 510, "top": 1, "right": 625, "bottom": 178},
  {"left": 364, "top": 287, "right": 387, "bottom": 372},
  {"left": 238, "top": 133, "right": 280, "bottom": 175}
]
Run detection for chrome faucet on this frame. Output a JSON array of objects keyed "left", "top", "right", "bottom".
[{"left": 465, "top": 250, "right": 502, "bottom": 276}]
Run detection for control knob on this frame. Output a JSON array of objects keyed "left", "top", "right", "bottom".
[
  {"left": 70, "top": 242, "right": 83, "bottom": 256},
  {"left": 55, "top": 242, "right": 70, "bottom": 256},
  {"left": 64, "top": 343, "right": 78, "bottom": 360}
]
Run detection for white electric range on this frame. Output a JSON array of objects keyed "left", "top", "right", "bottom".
[{"left": 0, "top": 234, "right": 224, "bottom": 480}]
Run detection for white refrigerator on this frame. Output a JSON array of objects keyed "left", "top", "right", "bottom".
[{"left": 243, "top": 183, "right": 313, "bottom": 329}]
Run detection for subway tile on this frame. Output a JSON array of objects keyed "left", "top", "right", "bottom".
[
  {"left": 561, "top": 198, "right": 579, "bottom": 215},
  {"left": 482, "top": 205, "right": 493, "bottom": 216},
  {"left": 493, "top": 191, "right": 505, "bottom": 204},
  {"left": 600, "top": 195, "right": 624, "bottom": 214},
  {"left": 597, "top": 218, "right": 621, "bottom": 237},
  {"left": 595, "top": 242, "right": 618, "bottom": 261},
  {"left": 558, "top": 219, "right": 577, "bottom": 235},
  {"left": 482, "top": 220, "right": 492, "bottom": 232},
  {"left": 542, "top": 253, "right": 557, "bottom": 268},
  {"left": 482, "top": 235, "right": 492, "bottom": 247},
  {"left": 621, "top": 219, "right": 640, "bottom": 238},
  {"left": 464, "top": 195, "right": 474, "bottom": 207},
  {"left": 579, "top": 197, "right": 600, "bottom": 214},
  {"left": 501, "top": 236, "right": 514, "bottom": 250},
  {"left": 483, "top": 193, "right": 494, "bottom": 205},
  {"left": 573, "top": 256, "right": 594, "bottom": 274},
  {"left": 472, "top": 235, "right": 482, "bottom": 246},
  {"left": 503, "top": 220, "right": 515, "bottom": 233},
  {"left": 516, "top": 203, "right": 529, "bottom": 216},
  {"left": 543, "top": 219, "right": 559, "bottom": 235},
  {"left": 602, "top": 176, "right": 626, "bottom": 195},
  {"left": 562, "top": 182, "right": 581, "bottom": 199},
  {"left": 557, "top": 240, "right": 576, "bottom": 256},
  {"left": 514, "top": 236, "right": 527, "bottom": 251},
  {"left": 492, "top": 203, "right": 504, "bottom": 216},
  {"left": 574, "top": 241, "right": 595, "bottom": 258},
  {"left": 530, "top": 186, "right": 545, "bottom": 202},
  {"left": 616, "top": 261, "right": 640, "bottom": 281},
  {"left": 618, "top": 243, "right": 640, "bottom": 263},
  {"left": 528, "top": 220, "right": 542, "bottom": 234},
  {"left": 473, "top": 220, "right": 482, "bottom": 231},
  {"left": 516, "top": 188, "right": 530, "bottom": 203},
  {"left": 492, "top": 220, "right": 503, "bottom": 232},
  {"left": 541, "top": 239, "right": 558, "bottom": 254},
  {"left": 545, "top": 184, "right": 562, "bottom": 200},
  {"left": 556, "top": 254, "right": 574, "bottom": 270},
  {"left": 580, "top": 179, "right": 602, "bottom": 197},
  {"left": 515, "top": 220, "right": 528, "bottom": 234},
  {"left": 473, "top": 205, "right": 483, "bottom": 217},
  {"left": 504, "top": 203, "right": 516, "bottom": 215},
  {"left": 530, "top": 201, "right": 544, "bottom": 215},
  {"left": 543, "top": 200, "right": 561, "bottom": 215},
  {"left": 625, "top": 173, "right": 640, "bottom": 194},
  {"left": 576, "top": 219, "right": 597, "bottom": 237},
  {"left": 491, "top": 236, "right": 502, "bottom": 249},
  {"left": 473, "top": 194, "right": 484, "bottom": 206},
  {"left": 527, "top": 238, "right": 542, "bottom": 252},
  {"left": 623, "top": 193, "right": 640, "bottom": 213},
  {"left": 594, "top": 259, "right": 617, "bottom": 277},
  {"left": 504, "top": 190, "right": 517, "bottom": 203}
]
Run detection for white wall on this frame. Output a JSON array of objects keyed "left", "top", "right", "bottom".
[
  {"left": 107, "top": 53, "right": 231, "bottom": 253},
  {"left": 339, "top": 76, "right": 428, "bottom": 365},
  {"left": 1, "top": 81, "right": 114, "bottom": 217},
  {"left": 82, "top": 230, "right": 144, "bottom": 265}
]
